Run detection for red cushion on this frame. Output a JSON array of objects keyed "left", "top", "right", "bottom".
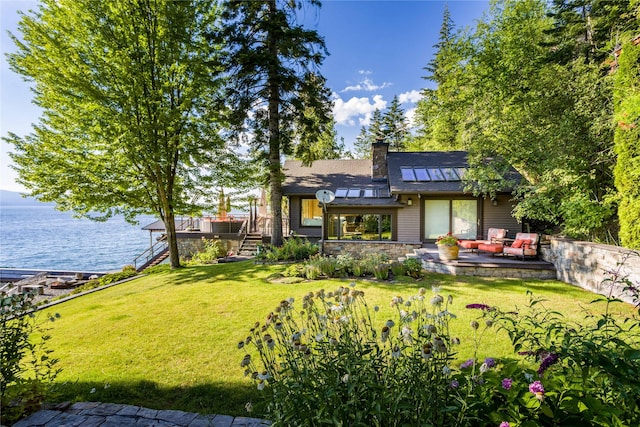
[{"left": 511, "top": 239, "right": 524, "bottom": 248}]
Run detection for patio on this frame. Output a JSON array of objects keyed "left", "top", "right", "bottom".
[{"left": 417, "top": 244, "right": 557, "bottom": 280}]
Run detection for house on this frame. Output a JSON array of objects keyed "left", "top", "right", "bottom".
[{"left": 281, "top": 142, "right": 523, "bottom": 258}]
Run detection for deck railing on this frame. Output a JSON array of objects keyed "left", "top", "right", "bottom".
[{"left": 133, "top": 236, "right": 168, "bottom": 270}]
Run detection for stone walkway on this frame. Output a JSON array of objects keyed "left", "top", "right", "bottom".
[{"left": 12, "top": 402, "right": 271, "bottom": 427}]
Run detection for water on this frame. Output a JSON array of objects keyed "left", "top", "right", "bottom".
[{"left": 0, "top": 205, "right": 156, "bottom": 272}]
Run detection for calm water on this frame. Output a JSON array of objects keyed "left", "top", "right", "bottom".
[{"left": 0, "top": 205, "right": 155, "bottom": 272}]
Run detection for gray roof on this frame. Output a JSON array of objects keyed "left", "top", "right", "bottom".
[
  {"left": 387, "top": 151, "right": 470, "bottom": 194},
  {"left": 282, "top": 159, "right": 388, "bottom": 194},
  {"left": 282, "top": 159, "right": 399, "bottom": 207}
]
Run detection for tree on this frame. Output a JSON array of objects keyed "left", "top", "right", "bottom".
[
  {"left": 382, "top": 96, "right": 409, "bottom": 152},
  {"left": 214, "top": 0, "right": 332, "bottom": 246},
  {"left": 414, "top": 5, "right": 468, "bottom": 151},
  {"left": 612, "top": 1, "right": 640, "bottom": 249},
  {"left": 4, "top": 0, "right": 241, "bottom": 269}
]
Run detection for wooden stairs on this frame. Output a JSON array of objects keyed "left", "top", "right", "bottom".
[{"left": 239, "top": 233, "right": 262, "bottom": 256}]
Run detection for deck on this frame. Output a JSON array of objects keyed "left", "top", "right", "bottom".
[{"left": 418, "top": 245, "right": 557, "bottom": 280}]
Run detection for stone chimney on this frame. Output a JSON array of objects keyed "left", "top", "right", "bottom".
[{"left": 371, "top": 141, "right": 389, "bottom": 181}]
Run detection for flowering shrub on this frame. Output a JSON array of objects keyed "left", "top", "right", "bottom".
[
  {"left": 239, "top": 258, "right": 640, "bottom": 426},
  {"left": 436, "top": 232, "right": 459, "bottom": 246}
]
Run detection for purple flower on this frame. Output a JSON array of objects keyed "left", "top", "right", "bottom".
[
  {"left": 465, "top": 303, "right": 491, "bottom": 310},
  {"left": 450, "top": 380, "right": 459, "bottom": 388},
  {"left": 529, "top": 380, "right": 545, "bottom": 395},
  {"left": 501, "top": 378, "right": 513, "bottom": 390},
  {"left": 537, "top": 353, "right": 559, "bottom": 376},
  {"left": 499, "top": 422, "right": 510, "bottom": 427},
  {"left": 460, "top": 358, "right": 475, "bottom": 369},
  {"left": 484, "top": 357, "right": 496, "bottom": 368}
]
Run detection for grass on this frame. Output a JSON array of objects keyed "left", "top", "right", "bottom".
[{"left": 40, "top": 260, "right": 636, "bottom": 418}]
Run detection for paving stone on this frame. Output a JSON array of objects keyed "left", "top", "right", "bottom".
[
  {"left": 136, "top": 418, "right": 179, "bottom": 426},
  {"left": 101, "top": 414, "right": 143, "bottom": 427},
  {"left": 69, "top": 401, "right": 101, "bottom": 411},
  {"left": 155, "top": 409, "right": 198, "bottom": 425},
  {"left": 136, "top": 406, "right": 159, "bottom": 419},
  {"left": 87, "top": 402, "right": 129, "bottom": 416},
  {"left": 12, "top": 409, "right": 59, "bottom": 426},
  {"left": 43, "top": 412, "right": 88, "bottom": 427},
  {"left": 188, "top": 414, "right": 233, "bottom": 427},
  {"left": 75, "top": 415, "right": 109, "bottom": 427},
  {"left": 230, "top": 417, "right": 271, "bottom": 427},
  {"left": 116, "top": 404, "right": 143, "bottom": 417}
]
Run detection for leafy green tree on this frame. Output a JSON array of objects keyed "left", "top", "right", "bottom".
[
  {"left": 352, "top": 125, "right": 374, "bottom": 159},
  {"left": 613, "top": 1, "right": 640, "bottom": 249},
  {"left": 4, "top": 0, "right": 240, "bottom": 269},
  {"left": 214, "top": 0, "right": 332, "bottom": 246}
]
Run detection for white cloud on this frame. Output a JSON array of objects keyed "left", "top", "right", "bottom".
[
  {"left": 398, "top": 90, "right": 423, "bottom": 104},
  {"left": 405, "top": 106, "right": 418, "bottom": 128},
  {"left": 341, "top": 70, "right": 392, "bottom": 93},
  {"left": 332, "top": 94, "right": 387, "bottom": 126}
]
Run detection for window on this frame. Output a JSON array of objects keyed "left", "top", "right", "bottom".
[
  {"left": 301, "top": 198, "right": 322, "bottom": 227},
  {"left": 424, "top": 199, "right": 478, "bottom": 240},
  {"left": 414, "top": 168, "right": 430, "bottom": 181},
  {"left": 335, "top": 188, "right": 348, "bottom": 197},
  {"left": 328, "top": 213, "right": 392, "bottom": 240},
  {"left": 364, "top": 188, "right": 377, "bottom": 198},
  {"left": 401, "top": 168, "right": 416, "bottom": 181},
  {"left": 347, "top": 188, "right": 361, "bottom": 198}
]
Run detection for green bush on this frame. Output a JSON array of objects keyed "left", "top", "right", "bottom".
[
  {"left": 71, "top": 267, "right": 138, "bottom": 295},
  {"left": 255, "top": 237, "right": 319, "bottom": 262},
  {"left": 239, "top": 261, "right": 640, "bottom": 426},
  {"left": 390, "top": 261, "right": 407, "bottom": 277},
  {"left": 403, "top": 257, "right": 424, "bottom": 279},
  {"left": 186, "top": 238, "right": 225, "bottom": 265},
  {"left": 1, "top": 292, "right": 61, "bottom": 425}
]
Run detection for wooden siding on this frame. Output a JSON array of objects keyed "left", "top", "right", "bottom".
[
  {"left": 481, "top": 195, "right": 522, "bottom": 238},
  {"left": 396, "top": 195, "right": 421, "bottom": 242}
]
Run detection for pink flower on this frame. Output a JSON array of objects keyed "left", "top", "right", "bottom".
[
  {"left": 501, "top": 378, "right": 512, "bottom": 390},
  {"left": 499, "top": 422, "right": 510, "bottom": 427},
  {"left": 529, "top": 380, "right": 545, "bottom": 401}
]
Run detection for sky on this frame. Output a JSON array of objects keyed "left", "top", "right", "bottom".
[{"left": 0, "top": 0, "right": 490, "bottom": 193}]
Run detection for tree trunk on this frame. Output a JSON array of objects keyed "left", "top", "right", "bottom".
[
  {"left": 163, "top": 208, "right": 181, "bottom": 269},
  {"left": 267, "top": 0, "right": 283, "bottom": 247}
]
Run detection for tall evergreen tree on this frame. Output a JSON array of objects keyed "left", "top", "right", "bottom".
[
  {"left": 214, "top": 0, "right": 331, "bottom": 246},
  {"left": 383, "top": 96, "right": 409, "bottom": 151},
  {"left": 414, "top": 5, "right": 467, "bottom": 151},
  {"left": 5, "top": 0, "right": 236, "bottom": 269}
]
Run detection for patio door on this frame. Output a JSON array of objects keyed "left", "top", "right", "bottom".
[{"left": 424, "top": 199, "right": 478, "bottom": 240}]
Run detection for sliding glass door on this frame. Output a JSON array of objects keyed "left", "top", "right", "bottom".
[{"left": 424, "top": 199, "right": 478, "bottom": 240}]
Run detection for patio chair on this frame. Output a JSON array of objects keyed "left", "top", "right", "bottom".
[
  {"left": 459, "top": 228, "right": 507, "bottom": 252},
  {"left": 502, "top": 233, "right": 540, "bottom": 260}
]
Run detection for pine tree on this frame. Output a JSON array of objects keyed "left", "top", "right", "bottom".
[{"left": 214, "top": 0, "right": 332, "bottom": 246}]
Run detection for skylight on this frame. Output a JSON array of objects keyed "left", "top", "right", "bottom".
[
  {"left": 347, "top": 188, "right": 361, "bottom": 198},
  {"left": 335, "top": 188, "right": 348, "bottom": 197},
  {"left": 401, "top": 168, "right": 416, "bottom": 181},
  {"left": 400, "top": 167, "right": 469, "bottom": 182},
  {"left": 364, "top": 189, "right": 377, "bottom": 198}
]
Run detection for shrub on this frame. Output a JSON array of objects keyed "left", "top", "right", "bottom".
[
  {"left": 71, "top": 267, "right": 138, "bottom": 295},
  {"left": 372, "top": 263, "right": 390, "bottom": 280},
  {"left": 255, "top": 237, "right": 319, "bottom": 262},
  {"left": 403, "top": 257, "right": 424, "bottom": 279},
  {"left": 239, "top": 260, "right": 640, "bottom": 426},
  {"left": 1, "top": 292, "right": 61, "bottom": 425},
  {"left": 390, "top": 261, "right": 406, "bottom": 277},
  {"left": 187, "top": 238, "right": 225, "bottom": 265}
]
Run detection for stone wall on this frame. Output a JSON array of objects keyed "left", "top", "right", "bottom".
[
  {"left": 541, "top": 238, "right": 640, "bottom": 304},
  {"left": 322, "top": 240, "right": 422, "bottom": 260},
  {"left": 177, "top": 237, "right": 238, "bottom": 259}
]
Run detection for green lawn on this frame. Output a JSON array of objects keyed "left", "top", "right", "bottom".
[{"left": 42, "top": 261, "right": 635, "bottom": 418}]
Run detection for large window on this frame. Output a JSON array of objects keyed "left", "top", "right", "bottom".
[
  {"left": 328, "top": 214, "right": 392, "bottom": 240},
  {"left": 424, "top": 199, "right": 477, "bottom": 240},
  {"left": 301, "top": 198, "right": 322, "bottom": 227}
]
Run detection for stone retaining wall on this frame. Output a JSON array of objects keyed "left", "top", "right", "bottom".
[
  {"left": 541, "top": 238, "right": 640, "bottom": 304},
  {"left": 322, "top": 240, "right": 422, "bottom": 261}
]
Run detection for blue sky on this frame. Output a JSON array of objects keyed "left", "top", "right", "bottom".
[{"left": 0, "top": 0, "right": 489, "bottom": 192}]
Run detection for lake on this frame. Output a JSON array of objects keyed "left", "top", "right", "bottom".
[{"left": 0, "top": 205, "right": 155, "bottom": 272}]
